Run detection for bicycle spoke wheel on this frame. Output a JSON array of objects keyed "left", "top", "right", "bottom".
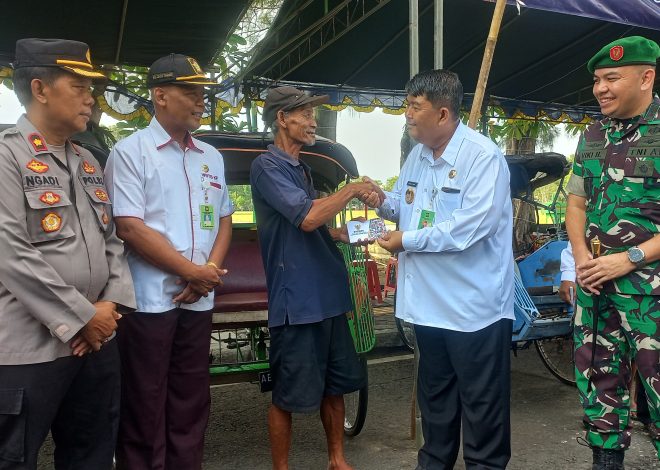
[
  {"left": 344, "top": 384, "right": 368, "bottom": 437},
  {"left": 535, "top": 335, "right": 576, "bottom": 386},
  {"left": 395, "top": 317, "right": 415, "bottom": 352}
]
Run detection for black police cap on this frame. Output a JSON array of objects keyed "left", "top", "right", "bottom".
[{"left": 13, "top": 38, "right": 105, "bottom": 80}]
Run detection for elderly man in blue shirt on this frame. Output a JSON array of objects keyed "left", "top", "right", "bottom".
[
  {"left": 376, "top": 70, "right": 515, "bottom": 470},
  {"left": 250, "top": 86, "right": 382, "bottom": 470}
]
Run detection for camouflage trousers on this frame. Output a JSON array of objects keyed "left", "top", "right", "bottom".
[{"left": 574, "top": 288, "right": 660, "bottom": 457}]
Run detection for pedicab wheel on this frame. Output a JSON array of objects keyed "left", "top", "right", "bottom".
[
  {"left": 535, "top": 335, "right": 576, "bottom": 386},
  {"left": 344, "top": 383, "right": 368, "bottom": 437},
  {"left": 395, "top": 317, "right": 415, "bottom": 352}
]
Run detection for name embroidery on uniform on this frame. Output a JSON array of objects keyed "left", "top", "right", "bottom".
[
  {"left": 39, "top": 192, "right": 61, "bottom": 205},
  {"left": 25, "top": 175, "right": 60, "bottom": 187},
  {"left": 41, "top": 213, "right": 62, "bottom": 232},
  {"left": 26, "top": 159, "right": 49, "bottom": 173},
  {"left": 82, "top": 161, "right": 96, "bottom": 174}
]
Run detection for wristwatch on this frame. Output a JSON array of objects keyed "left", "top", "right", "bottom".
[{"left": 627, "top": 246, "right": 646, "bottom": 268}]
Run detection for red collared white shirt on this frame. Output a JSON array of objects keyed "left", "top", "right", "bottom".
[{"left": 105, "top": 117, "right": 234, "bottom": 313}]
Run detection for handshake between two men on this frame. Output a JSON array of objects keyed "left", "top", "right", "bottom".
[{"left": 328, "top": 176, "right": 405, "bottom": 254}]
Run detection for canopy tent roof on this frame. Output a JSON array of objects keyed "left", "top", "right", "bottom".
[
  {"left": 242, "top": 0, "right": 660, "bottom": 117},
  {"left": 0, "top": 0, "right": 250, "bottom": 67}
]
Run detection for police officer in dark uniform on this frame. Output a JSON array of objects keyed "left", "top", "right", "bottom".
[
  {"left": 566, "top": 36, "right": 660, "bottom": 469},
  {"left": 0, "top": 39, "right": 135, "bottom": 469}
]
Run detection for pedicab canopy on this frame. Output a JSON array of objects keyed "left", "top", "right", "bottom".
[
  {"left": 240, "top": 0, "right": 660, "bottom": 121},
  {"left": 0, "top": 0, "right": 251, "bottom": 67}
]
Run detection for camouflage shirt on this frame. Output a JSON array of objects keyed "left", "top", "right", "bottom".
[{"left": 571, "top": 97, "right": 660, "bottom": 295}]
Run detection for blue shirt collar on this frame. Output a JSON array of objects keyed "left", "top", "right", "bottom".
[
  {"left": 267, "top": 144, "right": 311, "bottom": 172},
  {"left": 418, "top": 122, "right": 465, "bottom": 166}
]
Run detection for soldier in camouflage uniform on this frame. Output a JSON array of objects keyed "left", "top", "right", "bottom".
[{"left": 566, "top": 36, "right": 660, "bottom": 469}]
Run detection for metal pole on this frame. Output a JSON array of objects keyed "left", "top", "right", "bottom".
[
  {"left": 434, "top": 0, "right": 444, "bottom": 69},
  {"left": 210, "top": 72, "right": 217, "bottom": 131},
  {"left": 468, "top": 0, "right": 507, "bottom": 129},
  {"left": 409, "top": 0, "right": 419, "bottom": 78},
  {"left": 409, "top": 0, "right": 420, "bottom": 446}
]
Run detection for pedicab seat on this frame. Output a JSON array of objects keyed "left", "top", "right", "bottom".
[{"left": 213, "top": 228, "right": 268, "bottom": 314}]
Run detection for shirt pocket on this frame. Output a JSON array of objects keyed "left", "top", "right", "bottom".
[
  {"left": 82, "top": 185, "right": 112, "bottom": 231},
  {"left": 24, "top": 190, "right": 76, "bottom": 243},
  {"left": 619, "top": 156, "right": 660, "bottom": 203},
  {"left": 436, "top": 192, "right": 461, "bottom": 221},
  {"left": 0, "top": 389, "right": 25, "bottom": 463},
  {"left": 581, "top": 160, "right": 604, "bottom": 204}
]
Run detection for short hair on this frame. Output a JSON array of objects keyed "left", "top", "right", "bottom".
[
  {"left": 405, "top": 69, "right": 463, "bottom": 117},
  {"left": 12, "top": 66, "right": 68, "bottom": 106},
  {"left": 269, "top": 110, "right": 289, "bottom": 135}
]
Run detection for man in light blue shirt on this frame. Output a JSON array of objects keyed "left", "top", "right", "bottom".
[{"left": 376, "top": 70, "right": 514, "bottom": 470}]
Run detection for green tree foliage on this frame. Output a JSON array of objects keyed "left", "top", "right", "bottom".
[
  {"left": 228, "top": 185, "right": 254, "bottom": 211},
  {"left": 383, "top": 176, "right": 398, "bottom": 192}
]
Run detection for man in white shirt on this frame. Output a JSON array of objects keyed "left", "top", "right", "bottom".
[
  {"left": 559, "top": 242, "right": 576, "bottom": 304},
  {"left": 376, "top": 69, "right": 514, "bottom": 469},
  {"left": 105, "top": 54, "right": 233, "bottom": 470}
]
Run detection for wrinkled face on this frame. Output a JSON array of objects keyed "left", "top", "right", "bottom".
[
  {"left": 41, "top": 73, "right": 95, "bottom": 135},
  {"left": 592, "top": 66, "right": 648, "bottom": 119},
  {"left": 281, "top": 104, "right": 317, "bottom": 145},
  {"left": 405, "top": 94, "right": 443, "bottom": 145},
  {"left": 155, "top": 84, "right": 206, "bottom": 132}
]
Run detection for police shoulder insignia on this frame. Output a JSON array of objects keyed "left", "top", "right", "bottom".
[
  {"left": 40, "top": 191, "right": 61, "bottom": 205},
  {"left": 95, "top": 189, "right": 109, "bottom": 202},
  {"left": 101, "top": 210, "right": 109, "bottom": 225},
  {"left": 82, "top": 161, "right": 96, "bottom": 174},
  {"left": 26, "top": 159, "right": 49, "bottom": 173},
  {"left": 41, "top": 213, "right": 62, "bottom": 232},
  {"left": 28, "top": 133, "right": 48, "bottom": 153}
]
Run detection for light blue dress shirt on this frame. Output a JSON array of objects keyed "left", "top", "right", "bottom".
[
  {"left": 560, "top": 242, "right": 575, "bottom": 282},
  {"left": 378, "top": 123, "right": 515, "bottom": 332}
]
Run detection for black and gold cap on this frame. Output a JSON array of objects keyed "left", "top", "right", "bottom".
[
  {"left": 13, "top": 38, "right": 106, "bottom": 80},
  {"left": 147, "top": 53, "right": 217, "bottom": 87}
]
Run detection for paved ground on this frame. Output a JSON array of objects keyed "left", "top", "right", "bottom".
[{"left": 37, "top": 310, "right": 659, "bottom": 469}]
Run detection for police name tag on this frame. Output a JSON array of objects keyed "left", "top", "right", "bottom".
[
  {"left": 259, "top": 370, "right": 273, "bottom": 392},
  {"left": 200, "top": 204, "right": 214, "bottom": 229}
]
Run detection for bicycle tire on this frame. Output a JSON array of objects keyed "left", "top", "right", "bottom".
[
  {"left": 535, "top": 335, "right": 576, "bottom": 386},
  {"left": 344, "top": 355, "right": 369, "bottom": 437},
  {"left": 395, "top": 317, "right": 415, "bottom": 352},
  {"left": 344, "top": 381, "right": 368, "bottom": 436}
]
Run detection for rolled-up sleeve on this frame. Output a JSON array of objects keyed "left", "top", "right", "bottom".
[
  {"left": 402, "top": 150, "right": 510, "bottom": 253},
  {"left": 251, "top": 160, "right": 312, "bottom": 227}
]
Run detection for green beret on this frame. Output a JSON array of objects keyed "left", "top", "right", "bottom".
[{"left": 587, "top": 36, "right": 660, "bottom": 74}]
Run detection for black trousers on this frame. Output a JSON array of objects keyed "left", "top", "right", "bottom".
[
  {"left": 415, "top": 319, "right": 512, "bottom": 470},
  {"left": 0, "top": 340, "right": 120, "bottom": 470}
]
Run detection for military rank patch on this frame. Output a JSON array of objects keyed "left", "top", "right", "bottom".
[
  {"left": 41, "top": 212, "right": 62, "bottom": 232},
  {"left": 39, "top": 191, "right": 61, "bottom": 205},
  {"left": 82, "top": 161, "right": 96, "bottom": 174},
  {"left": 95, "top": 189, "right": 109, "bottom": 202},
  {"left": 26, "top": 159, "right": 49, "bottom": 173},
  {"left": 28, "top": 133, "right": 48, "bottom": 152},
  {"left": 102, "top": 210, "right": 109, "bottom": 225}
]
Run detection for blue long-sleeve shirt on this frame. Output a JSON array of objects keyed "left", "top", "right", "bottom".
[{"left": 378, "top": 123, "right": 515, "bottom": 332}]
